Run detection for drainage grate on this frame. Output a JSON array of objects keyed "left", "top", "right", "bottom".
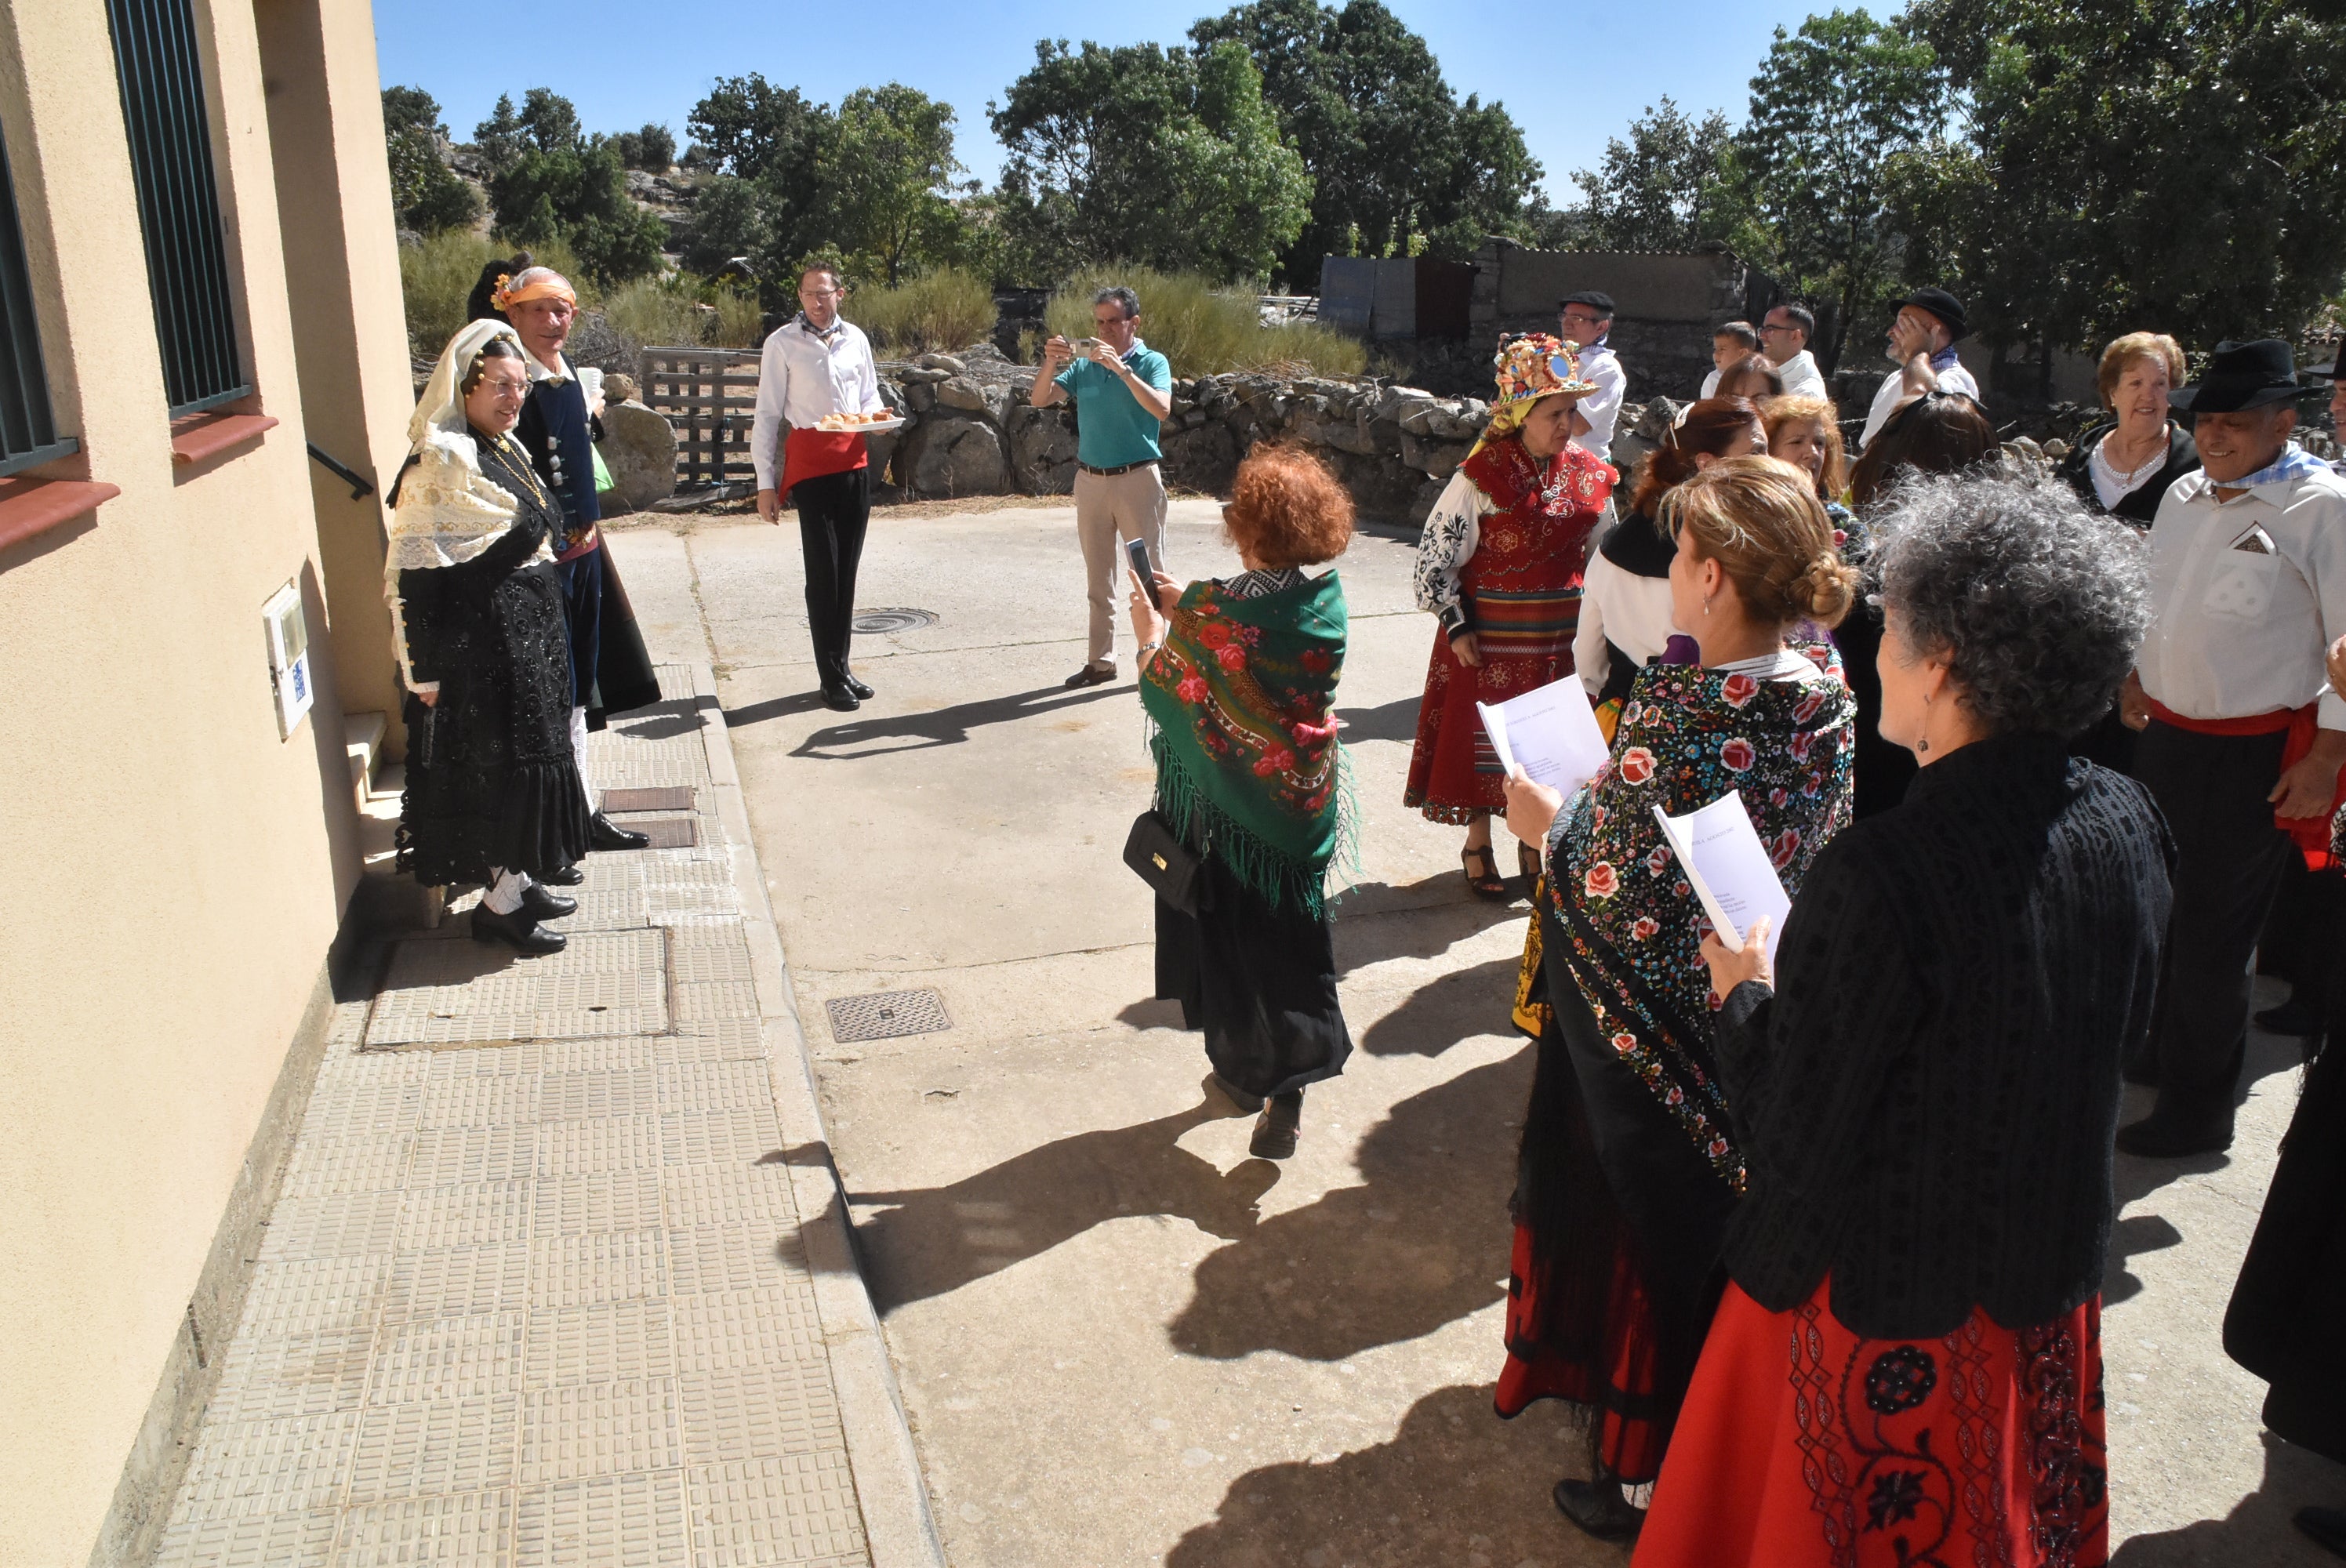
[
  {"left": 603, "top": 786, "right": 696, "bottom": 813},
  {"left": 824, "top": 988, "right": 952, "bottom": 1043},
  {"left": 851, "top": 607, "right": 939, "bottom": 634},
  {"left": 613, "top": 816, "right": 699, "bottom": 849}
]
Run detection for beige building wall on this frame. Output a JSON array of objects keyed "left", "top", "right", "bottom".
[{"left": 0, "top": 2, "right": 404, "bottom": 1562}]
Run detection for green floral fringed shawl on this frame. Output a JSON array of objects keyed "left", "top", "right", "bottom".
[{"left": 1140, "top": 572, "right": 1355, "bottom": 919}]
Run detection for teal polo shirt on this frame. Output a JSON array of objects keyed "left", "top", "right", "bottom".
[{"left": 1055, "top": 340, "right": 1172, "bottom": 468}]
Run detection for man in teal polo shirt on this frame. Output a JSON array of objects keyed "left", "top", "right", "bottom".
[{"left": 1030, "top": 285, "right": 1174, "bottom": 687}]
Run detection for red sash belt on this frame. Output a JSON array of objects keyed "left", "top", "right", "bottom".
[
  {"left": 780, "top": 426, "right": 867, "bottom": 497},
  {"left": 2141, "top": 696, "right": 2296, "bottom": 735},
  {"left": 2148, "top": 698, "right": 2344, "bottom": 868}
]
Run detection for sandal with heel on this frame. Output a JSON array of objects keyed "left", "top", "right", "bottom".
[{"left": 1461, "top": 844, "right": 1507, "bottom": 900}]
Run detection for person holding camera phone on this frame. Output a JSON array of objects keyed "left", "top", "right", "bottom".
[{"left": 1032, "top": 285, "right": 1175, "bottom": 688}]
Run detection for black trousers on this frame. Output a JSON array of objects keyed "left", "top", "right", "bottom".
[
  {"left": 2134, "top": 720, "right": 2295, "bottom": 1136},
  {"left": 794, "top": 466, "right": 870, "bottom": 678},
  {"left": 554, "top": 539, "right": 601, "bottom": 711}
]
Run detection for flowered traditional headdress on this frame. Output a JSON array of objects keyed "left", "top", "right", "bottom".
[
  {"left": 1470, "top": 333, "right": 1598, "bottom": 458},
  {"left": 490, "top": 265, "right": 576, "bottom": 312}
]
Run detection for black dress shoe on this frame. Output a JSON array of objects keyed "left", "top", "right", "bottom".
[
  {"left": 1065, "top": 663, "right": 1116, "bottom": 688},
  {"left": 841, "top": 667, "right": 874, "bottom": 700},
  {"left": 470, "top": 904, "right": 566, "bottom": 956},
  {"left": 589, "top": 811, "right": 650, "bottom": 851},
  {"left": 2254, "top": 994, "right": 2326, "bottom": 1036},
  {"left": 519, "top": 884, "right": 578, "bottom": 921},
  {"left": 539, "top": 862, "right": 584, "bottom": 887},
  {"left": 1553, "top": 1476, "right": 1645, "bottom": 1541},
  {"left": 1248, "top": 1091, "right": 1303, "bottom": 1160},
  {"left": 820, "top": 681, "right": 861, "bottom": 711},
  {"left": 2115, "top": 1114, "right": 2232, "bottom": 1159}
]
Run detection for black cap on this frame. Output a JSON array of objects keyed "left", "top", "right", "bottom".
[
  {"left": 1894, "top": 287, "right": 1967, "bottom": 341},
  {"left": 2170, "top": 339, "right": 2303, "bottom": 412},
  {"left": 1559, "top": 291, "right": 1616, "bottom": 318}
]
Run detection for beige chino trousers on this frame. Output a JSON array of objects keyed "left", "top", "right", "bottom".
[{"left": 1073, "top": 463, "right": 1170, "bottom": 669}]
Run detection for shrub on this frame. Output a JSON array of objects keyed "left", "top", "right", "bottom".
[
  {"left": 600, "top": 274, "right": 764, "bottom": 349},
  {"left": 1042, "top": 267, "right": 1364, "bottom": 376},
  {"left": 853, "top": 268, "right": 995, "bottom": 355},
  {"left": 398, "top": 230, "right": 595, "bottom": 357}
]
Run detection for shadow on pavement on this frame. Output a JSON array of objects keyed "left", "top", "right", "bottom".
[
  {"left": 2113, "top": 1432, "right": 2346, "bottom": 1566},
  {"left": 1357, "top": 956, "right": 1525, "bottom": 1058},
  {"left": 782, "top": 681, "right": 1129, "bottom": 758},
  {"left": 1168, "top": 1050, "right": 1526, "bottom": 1361},
  {"left": 1333, "top": 695, "right": 1421, "bottom": 746},
  {"left": 1163, "top": 1382, "right": 1622, "bottom": 1568},
  {"left": 848, "top": 1094, "right": 1281, "bottom": 1312},
  {"left": 721, "top": 689, "right": 833, "bottom": 729}
]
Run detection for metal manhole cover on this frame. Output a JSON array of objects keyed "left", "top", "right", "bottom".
[
  {"left": 825, "top": 988, "right": 951, "bottom": 1043},
  {"left": 852, "top": 607, "right": 938, "bottom": 634}
]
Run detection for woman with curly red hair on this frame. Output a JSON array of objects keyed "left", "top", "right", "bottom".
[
  {"left": 1125, "top": 445, "right": 1357, "bottom": 1159},
  {"left": 1409, "top": 336, "right": 1617, "bottom": 897}
]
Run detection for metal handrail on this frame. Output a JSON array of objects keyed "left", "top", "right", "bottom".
[{"left": 305, "top": 441, "right": 374, "bottom": 500}]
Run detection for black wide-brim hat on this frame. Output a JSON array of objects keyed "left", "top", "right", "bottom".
[
  {"left": 2170, "top": 338, "right": 2303, "bottom": 412},
  {"left": 1895, "top": 287, "right": 1967, "bottom": 341}
]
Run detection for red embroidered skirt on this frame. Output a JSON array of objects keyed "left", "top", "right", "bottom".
[
  {"left": 1634, "top": 1278, "right": 2108, "bottom": 1568},
  {"left": 1404, "top": 598, "right": 1580, "bottom": 823}
]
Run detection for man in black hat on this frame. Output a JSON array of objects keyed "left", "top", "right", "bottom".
[
  {"left": 2116, "top": 339, "right": 2346, "bottom": 1157},
  {"left": 1557, "top": 292, "right": 1626, "bottom": 459},
  {"left": 1858, "top": 287, "right": 1981, "bottom": 448}
]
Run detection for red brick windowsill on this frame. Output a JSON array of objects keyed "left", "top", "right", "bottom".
[
  {"left": 0, "top": 475, "right": 121, "bottom": 551},
  {"left": 170, "top": 410, "right": 278, "bottom": 466}
]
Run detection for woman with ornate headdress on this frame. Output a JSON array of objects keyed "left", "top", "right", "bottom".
[
  {"left": 387, "top": 319, "right": 593, "bottom": 954},
  {"left": 1407, "top": 336, "right": 1616, "bottom": 897},
  {"left": 1495, "top": 457, "right": 1860, "bottom": 1541}
]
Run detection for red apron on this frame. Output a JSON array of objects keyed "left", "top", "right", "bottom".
[{"left": 780, "top": 426, "right": 868, "bottom": 499}]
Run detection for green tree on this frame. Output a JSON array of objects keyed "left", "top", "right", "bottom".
[
  {"left": 1189, "top": 0, "right": 1542, "bottom": 281},
  {"left": 1571, "top": 97, "right": 1749, "bottom": 253},
  {"left": 1898, "top": 0, "right": 2346, "bottom": 359},
  {"left": 1734, "top": 9, "right": 1949, "bottom": 371},
  {"left": 518, "top": 88, "right": 582, "bottom": 154},
  {"left": 382, "top": 85, "right": 445, "bottom": 142},
  {"left": 610, "top": 124, "right": 677, "bottom": 172},
  {"left": 681, "top": 176, "right": 766, "bottom": 275},
  {"left": 688, "top": 74, "right": 828, "bottom": 184},
  {"left": 813, "top": 85, "right": 967, "bottom": 286},
  {"left": 383, "top": 86, "right": 479, "bottom": 234},
  {"left": 472, "top": 94, "right": 528, "bottom": 176},
  {"left": 989, "top": 38, "right": 1313, "bottom": 284},
  {"left": 488, "top": 143, "right": 666, "bottom": 284}
]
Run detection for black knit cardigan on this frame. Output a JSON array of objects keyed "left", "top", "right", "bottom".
[{"left": 1713, "top": 731, "right": 2174, "bottom": 1338}]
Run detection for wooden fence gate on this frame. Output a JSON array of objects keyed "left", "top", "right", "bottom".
[{"left": 640, "top": 347, "right": 761, "bottom": 486}]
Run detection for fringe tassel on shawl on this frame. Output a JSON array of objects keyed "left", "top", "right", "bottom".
[{"left": 1146, "top": 728, "right": 1359, "bottom": 921}]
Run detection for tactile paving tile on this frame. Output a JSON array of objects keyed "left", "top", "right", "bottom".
[
  {"left": 398, "top": 1181, "right": 535, "bottom": 1252},
  {"left": 258, "top": 1189, "right": 405, "bottom": 1262},
  {"left": 386, "top": 1244, "right": 531, "bottom": 1324},
  {"left": 538, "top": 1036, "right": 664, "bottom": 1075},
  {"left": 675, "top": 1362, "right": 845, "bottom": 1465},
  {"left": 278, "top": 1132, "right": 414, "bottom": 1200},
  {"left": 666, "top": 1290, "right": 825, "bottom": 1378},
  {"left": 663, "top": 1107, "right": 783, "bottom": 1169},
  {"left": 538, "top": 1067, "right": 659, "bottom": 1122},
  {"left": 561, "top": 877, "right": 651, "bottom": 931},
  {"left": 207, "top": 1328, "right": 377, "bottom": 1424},
  {"left": 419, "top": 1069, "right": 543, "bottom": 1130},
  {"left": 345, "top": 1394, "right": 521, "bottom": 1504},
  {"left": 334, "top": 1488, "right": 515, "bottom": 1567},
  {"left": 526, "top": 1229, "right": 666, "bottom": 1310},
  {"left": 367, "top": 1312, "right": 526, "bottom": 1406},
  {"left": 410, "top": 1125, "right": 540, "bottom": 1188},
  {"left": 602, "top": 787, "right": 697, "bottom": 813},
  {"left": 172, "top": 1410, "right": 362, "bottom": 1519},
  {"left": 524, "top": 1299, "right": 675, "bottom": 1390},
  {"left": 532, "top": 1170, "right": 663, "bottom": 1236},
  {"left": 672, "top": 982, "right": 762, "bottom": 1025},
  {"left": 686, "top": 1454, "right": 867, "bottom": 1567},
  {"left": 536, "top": 1115, "right": 665, "bottom": 1178},
  {"left": 644, "top": 854, "right": 742, "bottom": 927},
  {"left": 665, "top": 1222, "right": 807, "bottom": 1298},
  {"left": 655, "top": 1061, "right": 776, "bottom": 1116},
  {"left": 518, "top": 1378, "right": 683, "bottom": 1483},
  {"left": 513, "top": 1468, "right": 688, "bottom": 1565},
  {"left": 666, "top": 929, "right": 757, "bottom": 989},
  {"left": 666, "top": 1018, "right": 769, "bottom": 1064},
  {"left": 152, "top": 1506, "right": 341, "bottom": 1567},
  {"left": 426, "top": 1042, "right": 543, "bottom": 1080},
  {"left": 303, "top": 1078, "right": 426, "bottom": 1140},
  {"left": 240, "top": 1256, "right": 393, "bottom": 1338},
  {"left": 368, "top": 931, "right": 668, "bottom": 1047},
  {"left": 659, "top": 1163, "right": 797, "bottom": 1231}
]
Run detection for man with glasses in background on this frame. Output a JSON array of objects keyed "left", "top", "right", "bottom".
[
  {"left": 1558, "top": 292, "right": 1627, "bottom": 461},
  {"left": 1759, "top": 303, "right": 1829, "bottom": 399}
]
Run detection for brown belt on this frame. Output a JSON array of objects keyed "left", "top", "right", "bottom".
[{"left": 1077, "top": 460, "right": 1158, "bottom": 477}]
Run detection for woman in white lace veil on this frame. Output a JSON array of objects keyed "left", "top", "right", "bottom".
[{"left": 384, "top": 320, "right": 593, "bottom": 953}]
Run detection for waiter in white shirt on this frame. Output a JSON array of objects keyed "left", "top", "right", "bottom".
[
  {"left": 2116, "top": 339, "right": 2346, "bottom": 1158},
  {"left": 1758, "top": 303, "right": 1830, "bottom": 400},
  {"left": 1857, "top": 288, "right": 1981, "bottom": 448},
  {"left": 752, "top": 263, "right": 888, "bottom": 711},
  {"left": 1557, "top": 292, "right": 1627, "bottom": 459}
]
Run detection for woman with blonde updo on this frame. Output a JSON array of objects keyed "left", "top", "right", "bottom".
[{"left": 1494, "top": 456, "right": 1861, "bottom": 1541}]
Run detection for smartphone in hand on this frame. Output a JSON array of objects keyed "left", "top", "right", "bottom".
[{"left": 1125, "top": 537, "right": 1156, "bottom": 586}]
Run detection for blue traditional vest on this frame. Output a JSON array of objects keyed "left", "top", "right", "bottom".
[{"left": 515, "top": 353, "right": 600, "bottom": 552}]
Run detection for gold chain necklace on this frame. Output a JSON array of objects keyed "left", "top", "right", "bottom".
[{"left": 487, "top": 432, "right": 552, "bottom": 509}]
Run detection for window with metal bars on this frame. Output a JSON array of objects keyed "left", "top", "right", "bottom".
[
  {"left": 0, "top": 125, "right": 74, "bottom": 480},
  {"left": 107, "top": 0, "right": 248, "bottom": 419}
]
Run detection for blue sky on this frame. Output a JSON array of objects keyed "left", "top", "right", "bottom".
[{"left": 374, "top": 0, "right": 1823, "bottom": 202}]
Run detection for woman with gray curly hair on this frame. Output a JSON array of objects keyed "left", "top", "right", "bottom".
[{"left": 1633, "top": 472, "right": 2174, "bottom": 1567}]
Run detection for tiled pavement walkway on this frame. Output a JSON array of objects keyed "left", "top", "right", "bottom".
[{"left": 154, "top": 666, "right": 937, "bottom": 1568}]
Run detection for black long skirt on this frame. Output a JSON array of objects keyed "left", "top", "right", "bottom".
[{"left": 1153, "top": 854, "right": 1351, "bottom": 1101}]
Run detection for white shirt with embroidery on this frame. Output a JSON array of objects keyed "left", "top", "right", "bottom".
[{"left": 1412, "top": 468, "right": 1498, "bottom": 633}]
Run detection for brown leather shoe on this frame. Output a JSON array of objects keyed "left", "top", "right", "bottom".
[{"left": 1065, "top": 663, "right": 1117, "bottom": 688}]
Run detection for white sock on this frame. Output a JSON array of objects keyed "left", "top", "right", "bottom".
[
  {"left": 483, "top": 867, "right": 528, "bottom": 916},
  {"left": 571, "top": 705, "right": 593, "bottom": 811}
]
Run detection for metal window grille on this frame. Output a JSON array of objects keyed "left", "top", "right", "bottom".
[
  {"left": 0, "top": 126, "right": 74, "bottom": 479},
  {"left": 107, "top": 0, "right": 248, "bottom": 418}
]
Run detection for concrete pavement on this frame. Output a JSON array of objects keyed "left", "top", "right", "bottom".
[{"left": 614, "top": 498, "right": 2346, "bottom": 1567}]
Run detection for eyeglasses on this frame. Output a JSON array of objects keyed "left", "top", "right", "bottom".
[
  {"left": 1759, "top": 322, "right": 1799, "bottom": 336},
  {"left": 1560, "top": 310, "right": 1607, "bottom": 325}
]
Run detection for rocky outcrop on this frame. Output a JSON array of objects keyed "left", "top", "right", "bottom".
[{"left": 597, "top": 400, "right": 679, "bottom": 514}]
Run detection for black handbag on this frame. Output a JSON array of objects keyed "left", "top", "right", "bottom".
[{"left": 1123, "top": 808, "right": 1208, "bottom": 917}]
